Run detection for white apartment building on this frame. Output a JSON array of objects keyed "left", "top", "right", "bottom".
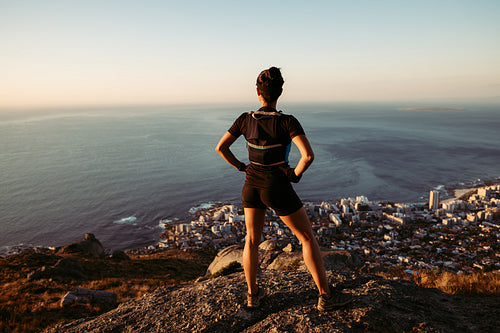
[{"left": 429, "top": 190, "right": 440, "bottom": 210}]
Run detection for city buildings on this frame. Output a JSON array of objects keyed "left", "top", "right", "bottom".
[
  {"left": 429, "top": 190, "right": 440, "bottom": 210},
  {"left": 152, "top": 184, "right": 500, "bottom": 275}
]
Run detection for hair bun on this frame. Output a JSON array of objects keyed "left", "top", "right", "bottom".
[
  {"left": 256, "top": 66, "right": 284, "bottom": 102},
  {"left": 268, "top": 67, "right": 282, "bottom": 79}
]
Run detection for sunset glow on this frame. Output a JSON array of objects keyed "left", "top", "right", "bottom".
[{"left": 1, "top": 0, "right": 499, "bottom": 109}]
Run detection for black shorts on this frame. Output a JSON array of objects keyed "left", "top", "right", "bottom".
[{"left": 242, "top": 183, "right": 303, "bottom": 216}]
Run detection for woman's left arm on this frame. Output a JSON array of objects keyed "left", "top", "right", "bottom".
[
  {"left": 215, "top": 132, "right": 246, "bottom": 171},
  {"left": 291, "top": 134, "right": 314, "bottom": 177}
]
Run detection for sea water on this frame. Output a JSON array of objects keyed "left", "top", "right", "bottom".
[{"left": 1, "top": 103, "right": 499, "bottom": 254}]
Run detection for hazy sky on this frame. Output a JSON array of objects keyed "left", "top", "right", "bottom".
[{"left": 1, "top": 0, "right": 499, "bottom": 108}]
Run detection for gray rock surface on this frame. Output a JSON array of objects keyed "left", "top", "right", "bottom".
[
  {"left": 267, "top": 251, "right": 304, "bottom": 271},
  {"left": 45, "top": 269, "right": 496, "bottom": 332},
  {"left": 206, "top": 244, "right": 244, "bottom": 275},
  {"left": 61, "top": 288, "right": 118, "bottom": 308},
  {"left": 282, "top": 243, "right": 295, "bottom": 253},
  {"left": 207, "top": 244, "right": 360, "bottom": 275},
  {"left": 258, "top": 240, "right": 280, "bottom": 251}
]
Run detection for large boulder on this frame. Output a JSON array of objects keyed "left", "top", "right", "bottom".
[
  {"left": 258, "top": 239, "right": 281, "bottom": 251},
  {"left": 57, "top": 233, "right": 104, "bottom": 258},
  {"left": 206, "top": 244, "right": 361, "bottom": 275},
  {"left": 206, "top": 242, "right": 286, "bottom": 275},
  {"left": 267, "top": 251, "right": 305, "bottom": 270},
  {"left": 268, "top": 249, "right": 361, "bottom": 271},
  {"left": 206, "top": 244, "right": 244, "bottom": 275},
  {"left": 60, "top": 288, "right": 117, "bottom": 308}
]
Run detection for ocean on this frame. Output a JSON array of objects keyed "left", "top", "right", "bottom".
[{"left": 1, "top": 103, "right": 499, "bottom": 255}]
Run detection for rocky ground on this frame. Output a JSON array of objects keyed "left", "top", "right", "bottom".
[
  {"left": 46, "top": 269, "right": 499, "bottom": 332},
  {"left": 0, "top": 234, "right": 214, "bottom": 333},
  {"left": 5, "top": 236, "right": 497, "bottom": 332}
]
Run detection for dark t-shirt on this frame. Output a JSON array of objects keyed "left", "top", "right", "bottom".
[
  {"left": 228, "top": 108, "right": 304, "bottom": 145},
  {"left": 227, "top": 107, "right": 305, "bottom": 189}
]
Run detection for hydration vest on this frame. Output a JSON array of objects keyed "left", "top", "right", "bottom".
[{"left": 245, "top": 110, "right": 291, "bottom": 166}]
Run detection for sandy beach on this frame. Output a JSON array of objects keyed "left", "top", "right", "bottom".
[{"left": 441, "top": 188, "right": 477, "bottom": 205}]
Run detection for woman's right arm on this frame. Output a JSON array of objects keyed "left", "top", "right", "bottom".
[
  {"left": 215, "top": 131, "right": 246, "bottom": 171},
  {"left": 291, "top": 134, "right": 314, "bottom": 177}
]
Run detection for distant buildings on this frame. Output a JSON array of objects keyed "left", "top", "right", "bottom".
[
  {"left": 147, "top": 184, "right": 500, "bottom": 274},
  {"left": 429, "top": 190, "right": 440, "bottom": 210}
]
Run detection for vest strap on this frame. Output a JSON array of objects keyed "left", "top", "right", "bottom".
[
  {"left": 250, "top": 160, "right": 286, "bottom": 166},
  {"left": 250, "top": 110, "right": 282, "bottom": 118},
  {"left": 247, "top": 142, "right": 284, "bottom": 150}
]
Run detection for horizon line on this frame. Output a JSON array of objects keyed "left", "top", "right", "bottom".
[{"left": 2, "top": 98, "right": 500, "bottom": 112}]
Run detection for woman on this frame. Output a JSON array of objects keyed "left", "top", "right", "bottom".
[{"left": 215, "top": 67, "right": 352, "bottom": 311}]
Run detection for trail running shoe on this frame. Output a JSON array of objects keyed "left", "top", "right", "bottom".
[
  {"left": 246, "top": 287, "right": 266, "bottom": 308},
  {"left": 317, "top": 285, "right": 353, "bottom": 312}
]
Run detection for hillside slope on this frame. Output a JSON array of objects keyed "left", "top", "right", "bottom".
[{"left": 46, "top": 270, "right": 498, "bottom": 332}]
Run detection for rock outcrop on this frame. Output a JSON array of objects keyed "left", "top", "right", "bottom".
[
  {"left": 57, "top": 233, "right": 104, "bottom": 258},
  {"left": 61, "top": 288, "right": 118, "bottom": 308},
  {"left": 206, "top": 243, "right": 361, "bottom": 275},
  {"left": 45, "top": 269, "right": 497, "bottom": 332},
  {"left": 206, "top": 244, "right": 244, "bottom": 275},
  {"left": 27, "top": 257, "right": 85, "bottom": 281},
  {"left": 110, "top": 250, "right": 130, "bottom": 261}
]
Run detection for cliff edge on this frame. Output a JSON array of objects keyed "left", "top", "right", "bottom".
[{"left": 46, "top": 269, "right": 497, "bottom": 332}]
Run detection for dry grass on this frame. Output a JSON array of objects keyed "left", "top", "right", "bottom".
[
  {"left": 0, "top": 249, "right": 215, "bottom": 333},
  {"left": 412, "top": 270, "right": 500, "bottom": 296},
  {"left": 275, "top": 257, "right": 303, "bottom": 271},
  {"left": 2, "top": 247, "right": 497, "bottom": 333},
  {"left": 377, "top": 266, "right": 500, "bottom": 296}
]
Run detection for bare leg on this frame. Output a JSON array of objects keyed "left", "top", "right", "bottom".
[
  {"left": 280, "top": 207, "right": 330, "bottom": 296},
  {"left": 243, "top": 207, "right": 266, "bottom": 294}
]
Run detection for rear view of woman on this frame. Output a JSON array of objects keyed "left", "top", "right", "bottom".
[{"left": 215, "top": 67, "right": 352, "bottom": 311}]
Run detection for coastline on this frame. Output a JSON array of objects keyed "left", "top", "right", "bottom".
[
  {"left": 2, "top": 178, "right": 499, "bottom": 258},
  {"left": 440, "top": 188, "right": 477, "bottom": 205},
  {"left": 2, "top": 103, "right": 500, "bottom": 259}
]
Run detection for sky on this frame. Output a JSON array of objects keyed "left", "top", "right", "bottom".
[{"left": 1, "top": 0, "right": 499, "bottom": 109}]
